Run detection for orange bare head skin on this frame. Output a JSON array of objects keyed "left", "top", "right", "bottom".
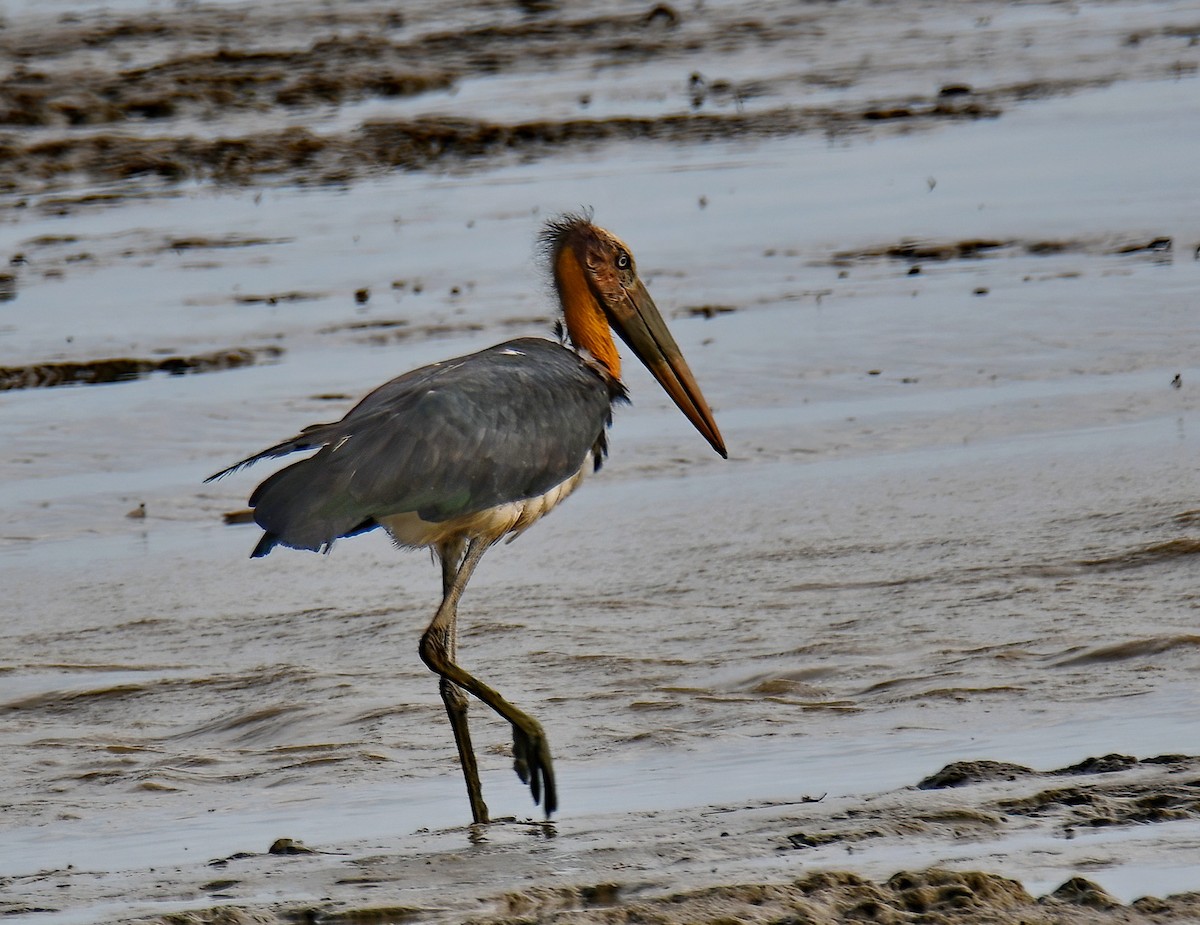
[{"left": 545, "top": 215, "right": 630, "bottom": 379}]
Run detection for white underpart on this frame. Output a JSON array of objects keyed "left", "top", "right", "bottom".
[{"left": 378, "top": 451, "right": 592, "bottom": 549}]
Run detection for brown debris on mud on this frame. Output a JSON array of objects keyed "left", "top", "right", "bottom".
[
  {"left": 914, "top": 753, "right": 1194, "bottom": 791},
  {"left": 911, "top": 754, "right": 1200, "bottom": 835},
  {"left": 0, "top": 40, "right": 451, "bottom": 128},
  {"left": 917, "top": 759, "right": 1037, "bottom": 790},
  {"left": 0, "top": 346, "right": 283, "bottom": 391},
  {"left": 991, "top": 754, "right": 1200, "bottom": 832},
  {"left": 830, "top": 236, "right": 1175, "bottom": 266},
  {"left": 484, "top": 870, "right": 1200, "bottom": 924},
  {"left": 3, "top": 0, "right": 1194, "bottom": 196},
  {"left": 140, "top": 869, "right": 1200, "bottom": 925},
  {"left": 912, "top": 754, "right": 1200, "bottom": 838},
  {"left": 12, "top": 753, "right": 1200, "bottom": 923},
  {"left": 774, "top": 755, "right": 1200, "bottom": 888},
  {"left": 0, "top": 5, "right": 684, "bottom": 83},
  {"left": 0, "top": 98, "right": 997, "bottom": 191}
]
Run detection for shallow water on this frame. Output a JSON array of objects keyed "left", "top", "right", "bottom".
[{"left": 2, "top": 1, "right": 1200, "bottom": 921}]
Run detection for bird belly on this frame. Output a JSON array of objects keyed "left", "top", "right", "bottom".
[{"left": 378, "top": 452, "right": 592, "bottom": 549}]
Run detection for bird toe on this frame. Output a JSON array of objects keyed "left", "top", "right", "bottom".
[{"left": 512, "top": 722, "right": 557, "bottom": 817}]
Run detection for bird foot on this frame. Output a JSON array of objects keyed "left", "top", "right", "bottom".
[{"left": 512, "top": 720, "right": 557, "bottom": 817}]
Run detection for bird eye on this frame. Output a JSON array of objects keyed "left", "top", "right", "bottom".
[{"left": 616, "top": 252, "right": 630, "bottom": 269}]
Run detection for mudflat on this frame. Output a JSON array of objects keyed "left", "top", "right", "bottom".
[{"left": 2, "top": 1, "right": 1199, "bottom": 922}]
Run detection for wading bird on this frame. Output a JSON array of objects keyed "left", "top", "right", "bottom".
[{"left": 208, "top": 214, "right": 726, "bottom": 824}]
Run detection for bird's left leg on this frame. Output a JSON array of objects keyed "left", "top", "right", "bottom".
[
  {"left": 420, "top": 537, "right": 557, "bottom": 818},
  {"left": 434, "top": 538, "right": 489, "bottom": 825}
]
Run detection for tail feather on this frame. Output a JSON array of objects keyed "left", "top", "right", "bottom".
[
  {"left": 246, "top": 454, "right": 378, "bottom": 555},
  {"left": 251, "top": 531, "right": 281, "bottom": 558}
]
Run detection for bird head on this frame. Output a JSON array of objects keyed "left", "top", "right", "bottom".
[{"left": 544, "top": 213, "right": 727, "bottom": 458}]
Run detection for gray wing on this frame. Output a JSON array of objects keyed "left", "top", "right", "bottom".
[{"left": 208, "top": 338, "right": 619, "bottom": 556}]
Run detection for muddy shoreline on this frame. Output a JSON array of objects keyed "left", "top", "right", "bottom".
[
  {"left": 2, "top": 1, "right": 1199, "bottom": 923},
  {"left": 3, "top": 0, "right": 1196, "bottom": 196},
  {"left": 0, "top": 99, "right": 998, "bottom": 190},
  {"left": 10, "top": 753, "right": 1197, "bottom": 924}
]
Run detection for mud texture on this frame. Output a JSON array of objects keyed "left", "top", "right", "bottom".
[
  {"left": 786, "top": 755, "right": 1200, "bottom": 860},
  {"left": 463, "top": 870, "right": 1200, "bottom": 925},
  {"left": 8, "top": 755, "right": 1188, "bottom": 925},
  {"left": 0, "top": 100, "right": 999, "bottom": 190},
  {"left": 916, "top": 754, "right": 1200, "bottom": 836},
  {"left": 830, "top": 236, "right": 1176, "bottom": 266},
  {"left": 3, "top": 0, "right": 1196, "bottom": 193},
  {"left": 0, "top": 39, "right": 450, "bottom": 128},
  {"left": 0, "top": 346, "right": 283, "bottom": 390},
  {"left": 4, "top": 1, "right": 1200, "bottom": 923},
  {"left": 122, "top": 869, "right": 1200, "bottom": 925}
]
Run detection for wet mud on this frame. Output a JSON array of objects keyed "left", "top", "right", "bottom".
[
  {"left": 3, "top": 0, "right": 1200, "bottom": 923},
  {"left": 479, "top": 756, "right": 1200, "bottom": 925},
  {"left": 2, "top": 0, "right": 1195, "bottom": 193},
  {"left": 830, "top": 236, "right": 1177, "bottom": 266},
  {"left": 0, "top": 345, "right": 282, "bottom": 390},
  {"left": 470, "top": 869, "right": 1200, "bottom": 925},
  {"left": 8, "top": 755, "right": 1192, "bottom": 924},
  {"left": 0, "top": 40, "right": 451, "bottom": 128},
  {"left": 1, "top": 100, "right": 1000, "bottom": 190}
]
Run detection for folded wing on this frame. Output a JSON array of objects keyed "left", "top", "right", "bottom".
[{"left": 209, "top": 338, "right": 619, "bottom": 556}]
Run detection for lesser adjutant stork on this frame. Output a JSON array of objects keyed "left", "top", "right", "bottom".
[{"left": 209, "top": 213, "right": 726, "bottom": 824}]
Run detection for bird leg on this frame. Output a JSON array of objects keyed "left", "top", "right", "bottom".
[
  {"left": 420, "top": 537, "right": 558, "bottom": 819},
  {"left": 434, "top": 540, "right": 489, "bottom": 825},
  {"left": 439, "top": 678, "right": 489, "bottom": 824}
]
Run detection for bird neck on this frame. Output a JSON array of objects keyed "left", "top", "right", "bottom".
[{"left": 554, "top": 246, "right": 621, "bottom": 380}]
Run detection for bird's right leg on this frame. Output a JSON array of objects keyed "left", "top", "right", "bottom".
[
  {"left": 434, "top": 539, "right": 489, "bottom": 825},
  {"left": 420, "top": 537, "right": 557, "bottom": 819}
]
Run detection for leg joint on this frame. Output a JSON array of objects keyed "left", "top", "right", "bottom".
[
  {"left": 418, "top": 628, "right": 446, "bottom": 674},
  {"left": 440, "top": 677, "right": 469, "bottom": 712}
]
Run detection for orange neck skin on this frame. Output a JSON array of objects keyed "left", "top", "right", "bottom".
[{"left": 555, "top": 247, "right": 621, "bottom": 380}]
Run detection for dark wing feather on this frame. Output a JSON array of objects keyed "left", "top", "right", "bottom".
[{"left": 213, "top": 338, "right": 617, "bottom": 555}]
